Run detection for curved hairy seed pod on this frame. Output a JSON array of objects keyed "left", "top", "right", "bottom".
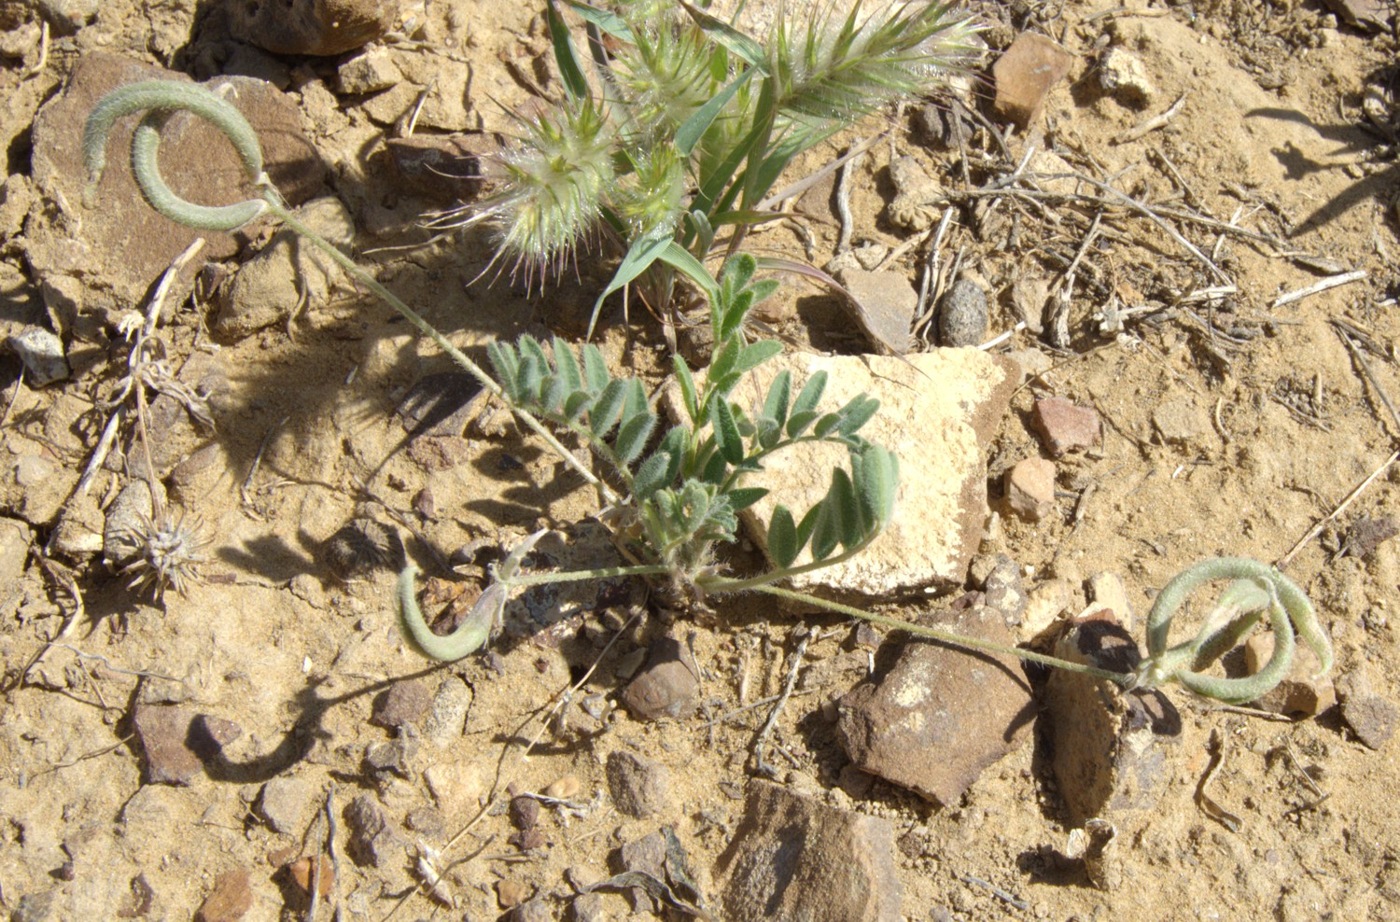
[
  {"left": 83, "top": 80, "right": 268, "bottom": 216},
  {"left": 1134, "top": 557, "right": 1332, "bottom": 704},
  {"left": 130, "top": 111, "right": 269, "bottom": 230},
  {"left": 397, "top": 566, "right": 502, "bottom": 661}
]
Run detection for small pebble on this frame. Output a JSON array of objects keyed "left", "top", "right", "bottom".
[
  {"left": 938, "top": 278, "right": 989, "bottom": 347},
  {"left": 194, "top": 868, "right": 253, "bottom": 922},
  {"left": 621, "top": 637, "right": 699, "bottom": 720},
  {"left": 544, "top": 774, "right": 582, "bottom": 799},
  {"left": 287, "top": 856, "right": 334, "bottom": 898},
  {"left": 371, "top": 679, "right": 432, "bottom": 729},
  {"left": 1005, "top": 457, "right": 1056, "bottom": 522},
  {"left": 497, "top": 878, "right": 532, "bottom": 909},
  {"left": 7, "top": 326, "right": 69, "bottom": 386},
  {"left": 1031, "top": 396, "right": 1102, "bottom": 457},
  {"left": 605, "top": 750, "right": 673, "bottom": 818}
]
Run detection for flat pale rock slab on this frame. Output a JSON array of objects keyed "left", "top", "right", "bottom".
[
  {"left": 741, "top": 349, "right": 1015, "bottom": 596},
  {"left": 718, "top": 781, "right": 902, "bottom": 922},
  {"left": 836, "top": 603, "right": 1034, "bottom": 805}
]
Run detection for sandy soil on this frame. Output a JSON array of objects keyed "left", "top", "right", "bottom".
[{"left": 1, "top": 0, "right": 1398, "bottom": 919}]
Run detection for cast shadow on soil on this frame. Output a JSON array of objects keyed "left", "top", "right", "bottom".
[
  {"left": 189, "top": 664, "right": 447, "bottom": 784},
  {"left": 1246, "top": 94, "right": 1396, "bottom": 234}
]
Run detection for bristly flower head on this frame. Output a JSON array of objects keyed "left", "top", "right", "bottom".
[{"left": 483, "top": 97, "right": 615, "bottom": 288}]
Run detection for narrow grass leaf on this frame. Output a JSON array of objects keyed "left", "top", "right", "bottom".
[
  {"left": 563, "top": 0, "right": 635, "bottom": 42},
  {"left": 676, "top": 67, "right": 756, "bottom": 156},
  {"left": 546, "top": 0, "right": 590, "bottom": 101},
  {"left": 588, "top": 230, "right": 673, "bottom": 339},
  {"left": 677, "top": 0, "right": 768, "bottom": 68},
  {"left": 656, "top": 241, "right": 720, "bottom": 305}
]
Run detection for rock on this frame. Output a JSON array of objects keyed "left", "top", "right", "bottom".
[
  {"left": 132, "top": 703, "right": 241, "bottom": 785},
  {"left": 344, "top": 794, "right": 399, "bottom": 867},
  {"left": 1342, "top": 515, "right": 1399, "bottom": 559},
  {"left": 1087, "top": 572, "right": 1132, "bottom": 628},
  {"left": 336, "top": 47, "right": 403, "bottom": 94},
  {"left": 979, "top": 554, "right": 1027, "bottom": 624},
  {"left": 0, "top": 517, "right": 32, "bottom": 583},
  {"left": 618, "top": 829, "right": 668, "bottom": 876},
  {"left": 621, "top": 636, "right": 700, "bottom": 720},
  {"left": 28, "top": 54, "right": 325, "bottom": 339},
  {"left": 513, "top": 899, "right": 553, "bottom": 922},
  {"left": 992, "top": 33, "right": 1075, "bottom": 130},
  {"left": 1098, "top": 47, "right": 1155, "bottom": 107},
  {"left": 510, "top": 795, "right": 540, "bottom": 831},
  {"left": 215, "top": 196, "right": 353, "bottom": 339},
  {"left": 497, "top": 878, "right": 532, "bottom": 909},
  {"left": 718, "top": 781, "right": 902, "bottom": 922},
  {"left": 102, "top": 479, "right": 163, "bottom": 569},
  {"left": 1243, "top": 633, "right": 1335, "bottom": 720},
  {"left": 886, "top": 155, "right": 941, "bottom": 231},
  {"left": 1043, "top": 612, "right": 1182, "bottom": 825},
  {"left": 837, "top": 604, "right": 1034, "bottom": 805},
  {"left": 937, "top": 277, "right": 988, "bottom": 347},
  {"left": 423, "top": 675, "right": 473, "bottom": 746},
  {"left": 1337, "top": 670, "right": 1398, "bottom": 750},
  {"left": 1320, "top": 0, "right": 1391, "bottom": 31},
  {"left": 544, "top": 774, "right": 582, "bottom": 799},
  {"left": 1031, "top": 396, "right": 1102, "bottom": 457},
  {"left": 257, "top": 777, "right": 318, "bottom": 835},
  {"left": 287, "top": 855, "right": 334, "bottom": 899},
  {"left": 10, "top": 890, "right": 56, "bottom": 922},
  {"left": 371, "top": 678, "right": 432, "bottom": 729},
  {"left": 194, "top": 868, "right": 253, "bottom": 922},
  {"left": 1152, "top": 398, "right": 1212, "bottom": 449},
  {"left": 1010, "top": 276, "right": 1049, "bottom": 334},
  {"left": 741, "top": 350, "right": 1017, "bottom": 595},
  {"left": 386, "top": 134, "right": 497, "bottom": 201},
  {"left": 6, "top": 327, "right": 68, "bottom": 386},
  {"left": 832, "top": 268, "right": 917, "bottom": 355},
  {"left": 606, "top": 751, "right": 673, "bottom": 818},
  {"left": 1005, "top": 457, "right": 1056, "bottom": 522},
  {"left": 230, "top": 0, "right": 399, "bottom": 56}
]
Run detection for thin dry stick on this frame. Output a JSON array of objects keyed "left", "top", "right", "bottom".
[
  {"left": 1276, "top": 451, "right": 1400, "bottom": 570},
  {"left": 1335, "top": 322, "right": 1400, "bottom": 435},
  {"left": 751, "top": 627, "right": 810, "bottom": 778},
  {"left": 21, "top": 558, "right": 87, "bottom": 685},
  {"left": 1271, "top": 270, "right": 1368, "bottom": 308},
  {"left": 1114, "top": 92, "right": 1187, "bottom": 144},
  {"left": 834, "top": 145, "right": 864, "bottom": 254}
]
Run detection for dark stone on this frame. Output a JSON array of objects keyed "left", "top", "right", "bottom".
[{"left": 621, "top": 637, "right": 699, "bottom": 720}]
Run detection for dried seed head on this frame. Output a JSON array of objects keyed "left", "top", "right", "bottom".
[{"left": 119, "top": 509, "right": 209, "bottom": 601}]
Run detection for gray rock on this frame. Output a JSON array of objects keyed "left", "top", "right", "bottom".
[
  {"left": 257, "top": 777, "right": 318, "bottom": 835},
  {"left": 618, "top": 829, "right": 668, "bottom": 877},
  {"left": 621, "top": 636, "right": 699, "bottom": 720},
  {"left": 837, "top": 604, "right": 1034, "bottom": 805},
  {"left": 1099, "top": 47, "right": 1155, "bottom": 107},
  {"left": 344, "top": 794, "right": 399, "bottom": 867},
  {"left": 1337, "top": 670, "right": 1398, "bottom": 750},
  {"left": 230, "top": 0, "right": 399, "bottom": 56},
  {"left": 512, "top": 899, "right": 553, "bottom": 922},
  {"left": 833, "top": 268, "right": 916, "bottom": 355},
  {"left": 718, "top": 781, "right": 902, "bottom": 922},
  {"left": 937, "top": 278, "right": 988, "bottom": 347},
  {"left": 7, "top": 326, "right": 68, "bottom": 386},
  {"left": 886, "top": 156, "right": 942, "bottom": 232},
  {"left": 605, "top": 751, "right": 673, "bottom": 819},
  {"left": 739, "top": 350, "right": 1017, "bottom": 596},
  {"left": 371, "top": 678, "right": 432, "bottom": 729},
  {"left": 424, "top": 675, "right": 473, "bottom": 746},
  {"left": 11, "top": 890, "right": 56, "bottom": 922},
  {"left": 1043, "top": 611, "right": 1182, "bottom": 824}
]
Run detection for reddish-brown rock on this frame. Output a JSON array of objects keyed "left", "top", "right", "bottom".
[
  {"left": 1032, "top": 396, "right": 1102, "bottom": 457},
  {"left": 992, "top": 33, "right": 1076, "bottom": 129}
]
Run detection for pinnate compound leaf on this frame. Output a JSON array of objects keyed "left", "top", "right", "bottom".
[{"left": 768, "top": 504, "right": 799, "bottom": 568}]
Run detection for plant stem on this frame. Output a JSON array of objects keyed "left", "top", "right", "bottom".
[
  {"left": 268, "top": 199, "right": 620, "bottom": 506},
  {"left": 502, "top": 563, "right": 672, "bottom": 588},
  {"left": 746, "top": 583, "right": 1132, "bottom": 684}
]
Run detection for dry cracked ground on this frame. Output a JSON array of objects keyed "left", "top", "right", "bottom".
[{"left": 2, "top": 0, "right": 1400, "bottom": 920}]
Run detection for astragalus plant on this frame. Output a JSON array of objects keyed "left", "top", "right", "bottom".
[{"left": 438, "top": 0, "right": 981, "bottom": 332}]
